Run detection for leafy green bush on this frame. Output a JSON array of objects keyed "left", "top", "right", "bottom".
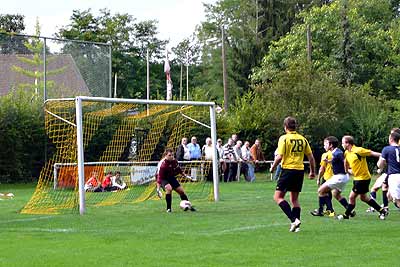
[
  {"left": 252, "top": 0, "right": 400, "bottom": 99},
  {"left": 227, "top": 61, "right": 399, "bottom": 159},
  {"left": 0, "top": 89, "right": 45, "bottom": 183}
]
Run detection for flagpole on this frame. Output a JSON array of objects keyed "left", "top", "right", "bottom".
[
  {"left": 186, "top": 52, "right": 189, "bottom": 100},
  {"left": 146, "top": 49, "right": 150, "bottom": 115},
  {"left": 180, "top": 64, "right": 183, "bottom": 101},
  {"left": 114, "top": 73, "right": 117, "bottom": 98},
  {"left": 165, "top": 50, "right": 172, "bottom": 101}
]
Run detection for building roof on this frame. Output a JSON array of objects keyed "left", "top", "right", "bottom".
[{"left": 0, "top": 54, "right": 90, "bottom": 98}]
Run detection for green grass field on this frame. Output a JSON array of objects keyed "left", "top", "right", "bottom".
[{"left": 1, "top": 174, "right": 399, "bottom": 267}]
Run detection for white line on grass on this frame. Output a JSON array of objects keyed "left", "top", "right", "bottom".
[
  {"left": 197, "top": 222, "right": 287, "bottom": 236},
  {"left": 3, "top": 227, "right": 147, "bottom": 234},
  {"left": 5, "top": 227, "right": 76, "bottom": 233},
  {"left": 2, "top": 223, "right": 288, "bottom": 235},
  {"left": 0, "top": 216, "right": 54, "bottom": 224}
]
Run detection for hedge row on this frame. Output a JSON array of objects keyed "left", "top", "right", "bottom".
[{"left": 0, "top": 90, "right": 45, "bottom": 183}]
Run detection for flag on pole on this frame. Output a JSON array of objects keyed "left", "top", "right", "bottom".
[{"left": 164, "top": 51, "right": 173, "bottom": 100}]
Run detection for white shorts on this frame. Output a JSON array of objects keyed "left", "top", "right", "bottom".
[
  {"left": 325, "top": 173, "right": 349, "bottom": 192},
  {"left": 388, "top": 174, "right": 400, "bottom": 201},
  {"left": 372, "top": 173, "right": 387, "bottom": 189}
]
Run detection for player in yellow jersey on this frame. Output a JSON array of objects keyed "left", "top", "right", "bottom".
[
  {"left": 310, "top": 147, "right": 333, "bottom": 216},
  {"left": 338, "top": 135, "right": 388, "bottom": 220},
  {"left": 270, "top": 117, "right": 316, "bottom": 232},
  {"left": 311, "top": 136, "right": 352, "bottom": 217},
  {"left": 319, "top": 151, "right": 334, "bottom": 185}
]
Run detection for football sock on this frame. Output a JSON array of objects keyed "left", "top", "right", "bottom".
[
  {"left": 278, "top": 200, "right": 294, "bottom": 222},
  {"left": 166, "top": 193, "right": 172, "bottom": 210},
  {"left": 367, "top": 198, "right": 382, "bottom": 211},
  {"left": 328, "top": 190, "right": 333, "bottom": 201},
  {"left": 318, "top": 196, "right": 325, "bottom": 213},
  {"left": 382, "top": 190, "right": 388, "bottom": 207},
  {"left": 324, "top": 195, "right": 333, "bottom": 212},
  {"left": 345, "top": 204, "right": 355, "bottom": 216},
  {"left": 339, "top": 198, "right": 349, "bottom": 208},
  {"left": 292, "top": 207, "right": 301, "bottom": 220},
  {"left": 180, "top": 193, "right": 188, "bottom": 201},
  {"left": 370, "top": 191, "right": 376, "bottom": 200}
]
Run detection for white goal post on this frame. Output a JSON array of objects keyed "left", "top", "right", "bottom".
[{"left": 74, "top": 96, "right": 219, "bottom": 215}]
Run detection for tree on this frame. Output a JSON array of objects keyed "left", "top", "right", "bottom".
[
  {"left": 252, "top": 0, "right": 400, "bottom": 98},
  {"left": 196, "top": 0, "right": 323, "bottom": 104},
  {"left": 0, "top": 14, "right": 25, "bottom": 33},
  {"left": 172, "top": 36, "right": 201, "bottom": 100},
  {"left": 389, "top": 0, "right": 400, "bottom": 17},
  {"left": 0, "top": 14, "right": 28, "bottom": 54},
  {"left": 11, "top": 19, "right": 66, "bottom": 100},
  {"left": 57, "top": 9, "right": 168, "bottom": 99},
  {"left": 133, "top": 20, "right": 167, "bottom": 60},
  {"left": 228, "top": 61, "right": 398, "bottom": 157},
  {"left": 338, "top": 0, "right": 354, "bottom": 86}
]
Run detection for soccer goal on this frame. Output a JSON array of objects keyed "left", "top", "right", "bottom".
[{"left": 21, "top": 96, "right": 219, "bottom": 215}]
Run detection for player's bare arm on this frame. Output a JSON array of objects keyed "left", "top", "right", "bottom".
[
  {"left": 370, "top": 151, "right": 381, "bottom": 158},
  {"left": 307, "top": 153, "right": 316, "bottom": 179},
  {"left": 270, "top": 154, "right": 282, "bottom": 173},
  {"left": 317, "top": 165, "right": 326, "bottom": 186}
]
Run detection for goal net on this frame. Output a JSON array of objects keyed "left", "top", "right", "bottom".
[{"left": 21, "top": 96, "right": 218, "bottom": 214}]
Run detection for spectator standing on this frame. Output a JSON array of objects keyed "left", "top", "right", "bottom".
[
  {"left": 273, "top": 148, "right": 282, "bottom": 181},
  {"left": 216, "top": 139, "right": 224, "bottom": 159},
  {"left": 231, "top": 134, "right": 238, "bottom": 144},
  {"left": 241, "top": 141, "right": 255, "bottom": 182},
  {"left": 188, "top": 136, "right": 201, "bottom": 160},
  {"left": 202, "top": 137, "right": 214, "bottom": 181},
  {"left": 202, "top": 137, "right": 214, "bottom": 160},
  {"left": 234, "top": 140, "right": 247, "bottom": 181},
  {"left": 176, "top": 137, "right": 190, "bottom": 161},
  {"left": 222, "top": 138, "right": 237, "bottom": 182},
  {"left": 216, "top": 138, "right": 225, "bottom": 181},
  {"left": 250, "top": 139, "right": 265, "bottom": 171}
]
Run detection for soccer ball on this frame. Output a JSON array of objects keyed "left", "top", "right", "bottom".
[{"left": 179, "top": 200, "right": 192, "bottom": 210}]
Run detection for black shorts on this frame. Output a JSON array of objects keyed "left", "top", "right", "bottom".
[
  {"left": 160, "top": 177, "right": 181, "bottom": 190},
  {"left": 276, "top": 169, "right": 304, "bottom": 192},
  {"left": 352, "top": 180, "right": 371, "bottom": 194}
]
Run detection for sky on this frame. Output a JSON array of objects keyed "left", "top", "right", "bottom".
[{"left": 2, "top": 0, "right": 216, "bottom": 47}]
